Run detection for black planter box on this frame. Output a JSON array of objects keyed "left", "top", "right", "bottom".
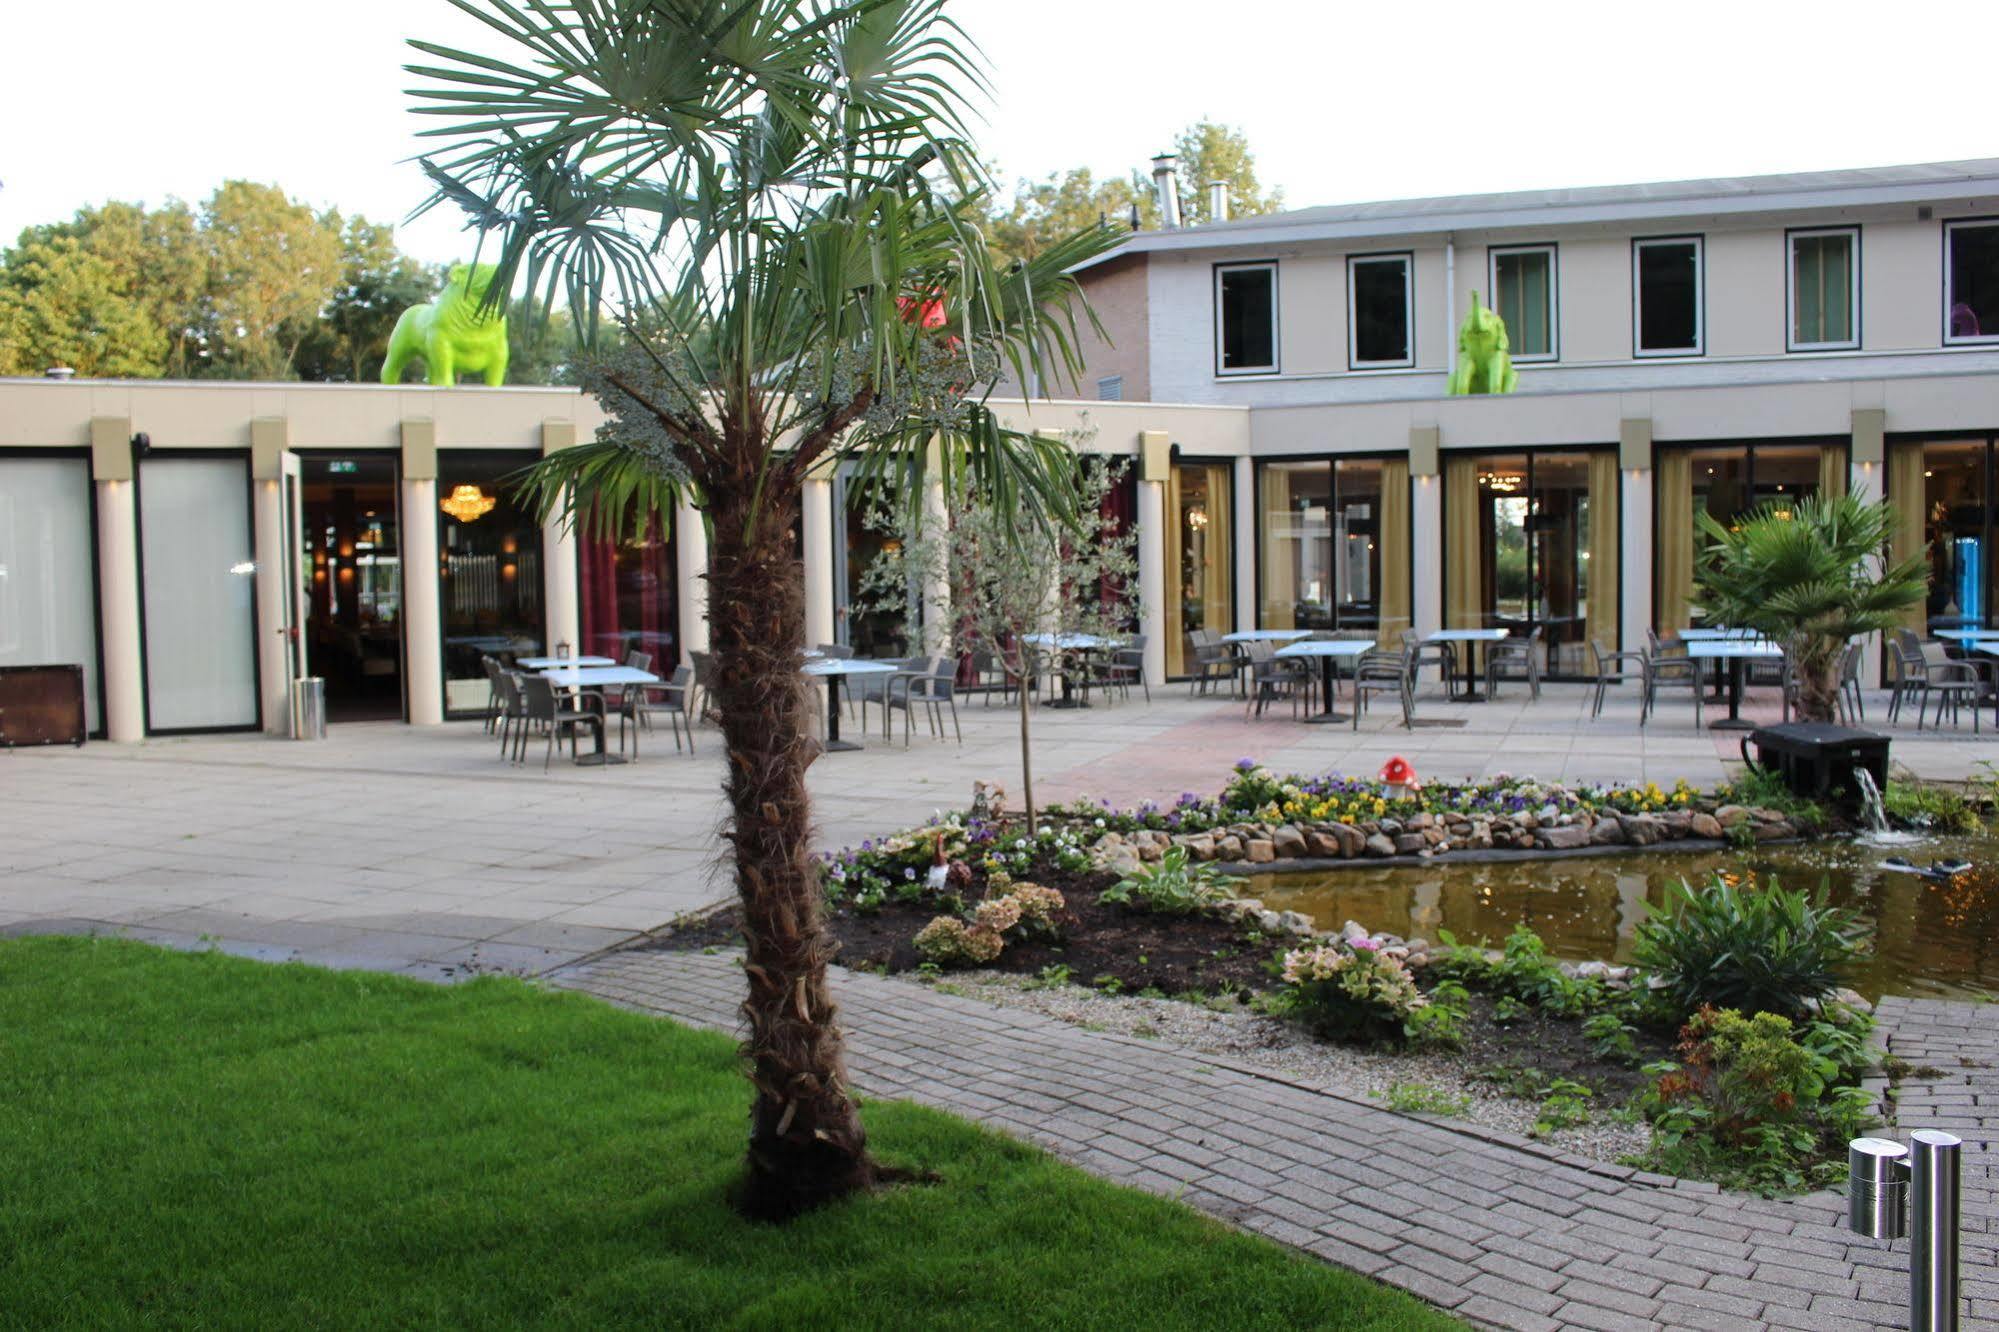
[{"left": 1742, "top": 722, "right": 1889, "bottom": 807}]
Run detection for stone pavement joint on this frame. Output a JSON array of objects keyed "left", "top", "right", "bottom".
[{"left": 553, "top": 949, "right": 1999, "bottom": 1332}]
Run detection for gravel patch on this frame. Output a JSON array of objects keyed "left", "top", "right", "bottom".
[{"left": 916, "top": 969, "right": 1653, "bottom": 1165}]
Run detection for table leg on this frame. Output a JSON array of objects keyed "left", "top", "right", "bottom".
[
  {"left": 1302, "top": 655, "right": 1350, "bottom": 724},
  {"left": 1455, "top": 642, "right": 1490, "bottom": 703},
  {"left": 570, "top": 686, "right": 628, "bottom": 765},
  {"left": 1045, "top": 654, "right": 1091, "bottom": 709},
  {"left": 822, "top": 676, "right": 863, "bottom": 752},
  {"left": 1710, "top": 657, "right": 1754, "bottom": 730}
]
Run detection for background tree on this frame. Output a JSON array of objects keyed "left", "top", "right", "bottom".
[
  {"left": 986, "top": 120, "right": 1281, "bottom": 260},
  {"left": 1691, "top": 494, "right": 1927, "bottom": 722},
  {"left": 0, "top": 233, "right": 165, "bottom": 376},
  {"left": 856, "top": 443, "right": 1138, "bottom": 828},
  {"left": 192, "top": 182, "right": 343, "bottom": 380},
  {"left": 410, "top": 0, "right": 1115, "bottom": 1218},
  {"left": 292, "top": 218, "right": 440, "bottom": 382}
]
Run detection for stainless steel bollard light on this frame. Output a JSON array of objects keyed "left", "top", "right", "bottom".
[
  {"left": 1847, "top": 1131, "right": 1962, "bottom": 1332},
  {"left": 1848, "top": 1137, "right": 1909, "bottom": 1239}
]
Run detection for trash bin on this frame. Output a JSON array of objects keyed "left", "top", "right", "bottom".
[{"left": 290, "top": 677, "right": 326, "bottom": 740}]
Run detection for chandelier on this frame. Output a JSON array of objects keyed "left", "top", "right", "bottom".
[
  {"left": 439, "top": 484, "right": 497, "bottom": 522},
  {"left": 1187, "top": 505, "right": 1208, "bottom": 531}
]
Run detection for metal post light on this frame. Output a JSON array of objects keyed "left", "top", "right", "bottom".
[{"left": 1846, "top": 1130, "right": 1963, "bottom": 1332}]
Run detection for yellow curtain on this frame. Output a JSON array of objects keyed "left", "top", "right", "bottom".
[
  {"left": 1202, "top": 463, "right": 1232, "bottom": 647},
  {"left": 1888, "top": 441, "right": 1929, "bottom": 633},
  {"left": 1656, "top": 448, "right": 1694, "bottom": 632},
  {"left": 1587, "top": 449, "right": 1621, "bottom": 650},
  {"left": 1443, "top": 454, "right": 1482, "bottom": 631},
  {"left": 1818, "top": 443, "right": 1848, "bottom": 500},
  {"left": 1164, "top": 467, "right": 1187, "bottom": 675},
  {"left": 1378, "top": 458, "right": 1410, "bottom": 638},
  {"left": 1260, "top": 465, "right": 1295, "bottom": 628}
]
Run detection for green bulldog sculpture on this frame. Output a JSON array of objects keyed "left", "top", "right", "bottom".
[
  {"left": 381, "top": 262, "right": 509, "bottom": 386},
  {"left": 1446, "top": 292, "right": 1518, "bottom": 396}
]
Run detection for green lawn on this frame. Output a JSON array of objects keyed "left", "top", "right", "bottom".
[{"left": 0, "top": 937, "right": 1456, "bottom": 1329}]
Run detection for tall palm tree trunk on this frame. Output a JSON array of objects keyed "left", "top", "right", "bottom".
[{"left": 704, "top": 462, "right": 878, "bottom": 1220}]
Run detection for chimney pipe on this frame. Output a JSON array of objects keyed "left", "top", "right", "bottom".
[
  {"left": 1150, "top": 153, "right": 1182, "bottom": 229},
  {"left": 1208, "top": 181, "right": 1231, "bottom": 223}
]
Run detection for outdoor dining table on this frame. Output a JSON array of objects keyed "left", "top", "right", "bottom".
[
  {"left": 1274, "top": 638, "right": 1374, "bottom": 723},
  {"left": 1220, "top": 629, "right": 1314, "bottom": 643},
  {"left": 801, "top": 658, "right": 898, "bottom": 752},
  {"left": 1022, "top": 632, "right": 1117, "bottom": 708},
  {"left": 1422, "top": 628, "right": 1510, "bottom": 702},
  {"left": 518, "top": 654, "right": 616, "bottom": 670},
  {"left": 1937, "top": 629, "right": 1999, "bottom": 645},
  {"left": 539, "top": 665, "right": 660, "bottom": 764},
  {"left": 1681, "top": 638, "right": 1782, "bottom": 730}
]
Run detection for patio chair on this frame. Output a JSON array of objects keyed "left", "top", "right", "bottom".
[
  {"left": 622, "top": 665, "right": 695, "bottom": 756},
  {"left": 492, "top": 670, "right": 528, "bottom": 759},
  {"left": 1485, "top": 624, "right": 1544, "bottom": 701},
  {"left": 1399, "top": 629, "right": 1455, "bottom": 698},
  {"left": 515, "top": 675, "right": 601, "bottom": 770},
  {"left": 1098, "top": 635, "right": 1150, "bottom": 704},
  {"left": 1915, "top": 639, "right": 1982, "bottom": 732},
  {"left": 1187, "top": 629, "right": 1233, "bottom": 698},
  {"left": 1243, "top": 640, "right": 1307, "bottom": 720},
  {"left": 1838, "top": 640, "right": 1866, "bottom": 724},
  {"left": 1351, "top": 644, "right": 1414, "bottom": 730},
  {"left": 815, "top": 643, "right": 855, "bottom": 658},
  {"left": 964, "top": 648, "right": 1012, "bottom": 708},
  {"left": 480, "top": 656, "right": 505, "bottom": 734},
  {"left": 1589, "top": 639, "right": 1647, "bottom": 720},
  {"left": 889, "top": 656, "right": 964, "bottom": 746},
  {"left": 1644, "top": 630, "right": 1702, "bottom": 728},
  {"left": 859, "top": 656, "right": 925, "bottom": 737},
  {"left": 690, "top": 650, "right": 719, "bottom": 724}
]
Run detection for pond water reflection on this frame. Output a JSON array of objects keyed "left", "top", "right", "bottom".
[{"left": 1244, "top": 837, "right": 1999, "bottom": 1001}]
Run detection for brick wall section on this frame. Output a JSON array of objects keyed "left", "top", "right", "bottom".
[{"left": 554, "top": 953, "right": 1997, "bottom": 1331}]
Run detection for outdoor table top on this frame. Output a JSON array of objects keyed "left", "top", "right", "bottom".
[
  {"left": 1022, "top": 633, "right": 1117, "bottom": 650},
  {"left": 1423, "top": 628, "right": 1511, "bottom": 643},
  {"left": 1220, "top": 629, "right": 1314, "bottom": 643},
  {"left": 518, "top": 655, "right": 617, "bottom": 669},
  {"left": 539, "top": 666, "right": 661, "bottom": 687},
  {"left": 1682, "top": 639, "right": 1782, "bottom": 660},
  {"left": 1974, "top": 643, "right": 1999, "bottom": 657},
  {"left": 1275, "top": 638, "right": 1376, "bottom": 659},
  {"left": 801, "top": 658, "right": 900, "bottom": 677},
  {"left": 1936, "top": 629, "right": 1999, "bottom": 643},
  {"left": 1678, "top": 627, "right": 1760, "bottom": 641}
]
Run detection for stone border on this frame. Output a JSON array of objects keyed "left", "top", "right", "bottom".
[{"left": 1206, "top": 835, "right": 1762, "bottom": 875}]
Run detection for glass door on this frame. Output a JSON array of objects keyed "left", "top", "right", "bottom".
[{"left": 299, "top": 454, "right": 404, "bottom": 722}]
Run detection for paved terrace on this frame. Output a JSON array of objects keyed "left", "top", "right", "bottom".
[
  {"left": 0, "top": 680, "right": 1990, "bottom": 976},
  {"left": 555, "top": 948, "right": 1997, "bottom": 1332}
]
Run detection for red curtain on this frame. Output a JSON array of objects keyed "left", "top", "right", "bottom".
[{"left": 578, "top": 513, "right": 678, "bottom": 667}]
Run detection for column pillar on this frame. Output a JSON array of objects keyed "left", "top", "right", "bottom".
[
  {"left": 90, "top": 417, "right": 144, "bottom": 741},
  {"left": 803, "top": 471, "right": 836, "bottom": 649},
  {"left": 251, "top": 419, "right": 291, "bottom": 733},
  {"left": 1409, "top": 427, "right": 1442, "bottom": 639},
  {"left": 920, "top": 440, "right": 950, "bottom": 654},
  {"left": 1619, "top": 419, "right": 1656, "bottom": 653},
  {"left": 401, "top": 420, "right": 444, "bottom": 725},
  {"left": 1851, "top": 409, "right": 1886, "bottom": 688},
  {"left": 676, "top": 493, "right": 709, "bottom": 656},
  {"left": 539, "top": 422, "right": 580, "bottom": 658},
  {"left": 1137, "top": 430, "right": 1170, "bottom": 687},
  {"left": 1232, "top": 454, "right": 1255, "bottom": 631}
]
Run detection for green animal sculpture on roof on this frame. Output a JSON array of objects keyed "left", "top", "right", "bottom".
[
  {"left": 1447, "top": 292, "right": 1518, "bottom": 396},
  {"left": 381, "top": 262, "right": 509, "bottom": 386}
]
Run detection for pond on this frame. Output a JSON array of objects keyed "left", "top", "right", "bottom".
[{"left": 1244, "top": 835, "right": 1999, "bottom": 1002}]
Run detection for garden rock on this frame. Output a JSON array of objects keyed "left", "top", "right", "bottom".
[
  {"left": 1245, "top": 839, "right": 1276, "bottom": 864},
  {"left": 1619, "top": 814, "right": 1668, "bottom": 846},
  {"left": 1217, "top": 835, "right": 1243, "bottom": 860},
  {"left": 1326, "top": 823, "right": 1365, "bottom": 857},
  {"left": 1392, "top": 833, "right": 1427, "bottom": 855},
  {"left": 1271, "top": 825, "right": 1308, "bottom": 858},
  {"left": 1180, "top": 833, "right": 1217, "bottom": 861},
  {"left": 1714, "top": 804, "right": 1751, "bottom": 828},
  {"left": 1690, "top": 812, "right": 1724, "bottom": 840},
  {"left": 1304, "top": 830, "right": 1341, "bottom": 858},
  {"left": 1536, "top": 824, "right": 1590, "bottom": 850},
  {"left": 1363, "top": 833, "right": 1396, "bottom": 858},
  {"left": 1588, "top": 818, "right": 1626, "bottom": 846}
]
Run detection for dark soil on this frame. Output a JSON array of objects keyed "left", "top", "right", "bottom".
[{"left": 646, "top": 863, "right": 1677, "bottom": 1103}]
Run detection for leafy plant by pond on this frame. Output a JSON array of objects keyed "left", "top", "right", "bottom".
[
  {"left": 1633, "top": 873, "right": 1862, "bottom": 1019},
  {"left": 1882, "top": 781, "right": 1984, "bottom": 835},
  {"left": 1099, "top": 847, "right": 1233, "bottom": 915},
  {"left": 1272, "top": 939, "right": 1432, "bottom": 1047}
]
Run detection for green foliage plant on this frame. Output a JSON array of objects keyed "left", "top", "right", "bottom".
[
  {"left": 1881, "top": 781, "right": 1983, "bottom": 834},
  {"left": 1633, "top": 874, "right": 1861, "bottom": 1019},
  {"left": 1375, "top": 1082, "right": 1470, "bottom": 1118},
  {"left": 1274, "top": 939, "right": 1429, "bottom": 1046},
  {"left": 1531, "top": 1079, "right": 1594, "bottom": 1136},
  {"left": 1099, "top": 847, "right": 1232, "bottom": 916}
]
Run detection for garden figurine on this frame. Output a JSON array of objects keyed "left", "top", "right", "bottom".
[
  {"left": 381, "top": 262, "right": 510, "bottom": 386},
  {"left": 1445, "top": 292, "right": 1518, "bottom": 396},
  {"left": 1379, "top": 756, "right": 1420, "bottom": 801}
]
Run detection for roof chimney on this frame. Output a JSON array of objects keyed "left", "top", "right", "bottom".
[
  {"left": 44, "top": 366, "right": 75, "bottom": 380},
  {"left": 1150, "top": 153, "right": 1182, "bottom": 229},
  {"left": 1207, "top": 181, "right": 1231, "bottom": 223}
]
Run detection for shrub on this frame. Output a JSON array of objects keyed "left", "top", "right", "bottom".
[
  {"left": 913, "top": 917, "right": 1004, "bottom": 968},
  {"left": 1099, "top": 847, "right": 1232, "bottom": 916},
  {"left": 1633, "top": 874, "right": 1861, "bottom": 1019},
  {"left": 1637, "top": 1006, "right": 1875, "bottom": 1193},
  {"left": 1275, "top": 939, "right": 1428, "bottom": 1046},
  {"left": 1003, "top": 882, "right": 1067, "bottom": 938}
]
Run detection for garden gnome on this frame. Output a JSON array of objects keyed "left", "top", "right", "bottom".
[
  {"left": 1379, "top": 757, "right": 1420, "bottom": 802},
  {"left": 926, "top": 832, "right": 951, "bottom": 891}
]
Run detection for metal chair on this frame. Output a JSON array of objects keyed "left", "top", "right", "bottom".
[
  {"left": 1589, "top": 639, "right": 1647, "bottom": 720},
  {"left": 1486, "top": 624, "right": 1544, "bottom": 701},
  {"left": 480, "top": 656, "right": 505, "bottom": 734},
  {"left": 1352, "top": 644, "right": 1414, "bottom": 730},
  {"left": 690, "top": 650, "right": 719, "bottom": 724},
  {"left": 623, "top": 664, "right": 695, "bottom": 756},
  {"left": 891, "top": 656, "right": 963, "bottom": 745},
  {"left": 1399, "top": 629, "right": 1455, "bottom": 697},
  {"left": 1838, "top": 640, "right": 1866, "bottom": 724},
  {"left": 1644, "top": 630, "right": 1703, "bottom": 728},
  {"left": 1187, "top": 629, "right": 1233, "bottom": 698},
  {"left": 1916, "top": 639, "right": 1982, "bottom": 731},
  {"left": 1098, "top": 635, "right": 1149, "bottom": 703},
  {"left": 1242, "top": 640, "right": 1302, "bottom": 719},
  {"left": 492, "top": 670, "right": 528, "bottom": 759},
  {"left": 515, "top": 675, "right": 601, "bottom": 770}
]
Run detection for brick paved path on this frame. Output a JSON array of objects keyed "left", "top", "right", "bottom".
[{"left": 553, "top": 951, "right": 1995, "bottom": 1331}]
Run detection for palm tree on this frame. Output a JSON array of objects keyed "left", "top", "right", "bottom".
[
  {"left": 405, "top": 0, "right": 1115, "bottom": 1219},
  {"left": 1691, "top": 494, "right": 1927, "bottom": 723}
]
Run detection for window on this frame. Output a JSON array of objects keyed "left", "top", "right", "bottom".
[
  {"left": 1096, "top": 374, "right": 1123, "bottom": 402},
  {"left": 1633, "top": 236, "right": 1703, "bottom": 356},
  {"left": 139, "top": 455, "right": 259, "bottom": 731},
  {"left": 1490, "top": 245, "right": 1556, "bottom": 360},
  {"left": 1348, "top": 253, "right": 1413, "bottom": 368},
  {"left": 1789, "top": 227, "right": 1859, "bottom": 351},
  {"left": 0, "top": 457, "right": 100, "bottom": 732},
  {"left": 1945, "top": 219, "right": 1999, "bottom": 344},
  {"left": 1214, "top": 262, "right": 1277, "bottom": 374}
]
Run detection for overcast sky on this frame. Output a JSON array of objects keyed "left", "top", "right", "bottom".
[{"left": 3, "top": 0, "right": 1992, "bottom": 266}]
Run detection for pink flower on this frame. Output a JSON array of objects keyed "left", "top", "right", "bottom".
[{"left": 1349, "top": 937, "right": 1378, "bottom": 951}]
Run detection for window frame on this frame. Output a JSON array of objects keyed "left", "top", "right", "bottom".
[
  {"left": 1346, "top": 250, "right": 1415, "bottom": 370},
  {"left": 1212, "top": 260, "right": 1280, "bottom": 377},
  {"left": 1631, "top": 234, "right": 1705, "bottom": 358},
  {"left": 1786, "top": 225, "right": 1861, "bottom": 353},
  {"left": 1487, "top": 242, "right": 1559, "bottom": 363},
  {"left": 1943, "top": 217, "right": 1999, "bottom": 347}
]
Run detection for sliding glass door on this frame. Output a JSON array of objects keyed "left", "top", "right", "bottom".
[
  {"left": 139, "top": 454, "right": 259, "bottom": 731},
  {"left": 0, "top": 456, "right": 101, "bottom": 732},
  {"left": 1258, "top": 456, "right": 1411, "bottom": 638}
]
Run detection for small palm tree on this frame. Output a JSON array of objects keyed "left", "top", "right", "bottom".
[
  {"left": 405, "top": 0, "right": 1116, "bottom": 1218},
  {"left": 1691, "top": 494, "right": 1927, "bottom": 723}
]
